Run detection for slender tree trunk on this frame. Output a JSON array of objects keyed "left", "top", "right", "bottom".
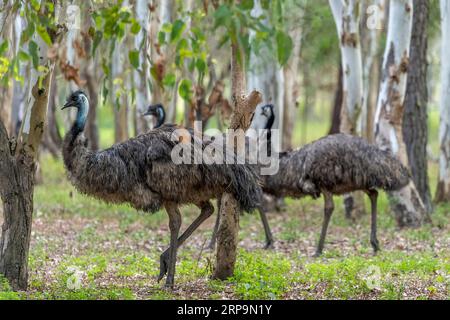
[
  {"left": 213, "top": 41, "right": 262, "bottom": 280},
  {"left": 329, "top": 63, "right": 343, "bottom": 135},
  {"left": 0, "top": 1, "right": 63, "bottom": 290},
  {"left": 42, "top": 76, "right": 61, "bottom": 158},
  {"left": 360, "top": 0, "right": 385, "bottom": 142},
  {"left": 248, "top": 0, "right": 284, "bottom": 132},
  {"left": 329, "top": 0, "right": 363, "bottom": 135},
  {"left": 403, "top": 0, "right": 432, "bottom": 213},
  {"left": 329, "top": 0, "right": 366, "bottom": 218},
  {"left": 0, "top": 1, "right": 15, "bottom": 135},
  {"left": 133, "top": 0, "right": 151, "bottom": 134},
  {"left": 111, "top": 40, "right": 129, "bottom": 143},
  {"left": 161, "top": 0, "right": 177, "bottom": 123},
  {"left": 436, "top": 0, "right": 450, "bottom": 203},
  {"left": 282, "top": 26, "right": 302, "bottom": 150},
  {"left": 0, "top": 124, "right": 34, "bottom": 290},
  {"left": 374, "top": 0, "right": 427, "bottom": 227},
  {"left": 81, "top": 0, "right": 99, "bottom": 150},
  {"left": 149, "top": 1, "right": 163, "bottom": 126}
]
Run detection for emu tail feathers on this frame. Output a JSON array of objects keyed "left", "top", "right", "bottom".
[
  {"left": 228, "top": 164, "right": 263, "bottom": 212},
  {"left": 201, "top": 161, "right": 262, "bottom": 212},
  {"left": 371, "top": 150, "right": 410, "bottom": 191}
]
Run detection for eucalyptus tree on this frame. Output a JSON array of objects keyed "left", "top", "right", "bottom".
[
  {"left": 374, "top": 0, "right": 428, "bottom": 227},
  {"left": 436, "top": 0, "right": 450, "bottom": 203},
  {"left": 132, "top": 0, "right": 151, "bottom": 134},
  {"left": 403, "top": 0, "right": 432, "bottom": 213},
  {"left": 0, "top": 0, "right": 66, "bottom": 290},
  {"left": 329, "top": 0, "right": 366, "bottom": 218}
]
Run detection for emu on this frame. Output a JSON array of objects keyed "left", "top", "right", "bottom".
[
  {"left": 144, "top": 103, "right": 410, "bottom": 256},
  {"left": 61, "top": 91, "right": 262, "bottom": 287},
  {"left": 259, "top": 105, "right": 410, "bottom": 256},
  {"left": 144, "top": 103, "right": 276, "bottom": 249}
]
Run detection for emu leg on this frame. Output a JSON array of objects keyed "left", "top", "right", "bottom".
[
  {"left": 159, "top": 202, "right": 214, "bottom": 281},
  {"left": 259, "top": 206, "right": 274, "bottom": 249},
  {"left": 161, "top": 203, "right": 182, "bottom": 288},
  {"left": 367, "top": 190, "right": 380, "bottom": 254},
  {"left": 314, "top": 192, "right": 334, "bottom": 257},
  {"left": 207, "top": 198, "right": 221, "bottom": 250}
]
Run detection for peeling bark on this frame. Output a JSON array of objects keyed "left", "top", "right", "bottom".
[
  {"left": 213, "top": 41, "right": 262, "bottom": 280},
  {"left": 403, "top": 0, "right": 432, "bottom": 213},
  {"left": 329, "top": 0, "right": 364, "bottom": 135},
  {"left": 374, "top": 0, "right": 427, "bottom": 227},
  {"left": 436, "top": 0, "right": 450, "bottom": 203},
  {"left": 0, "top": 1, "right": 64, "bottom": 290}
]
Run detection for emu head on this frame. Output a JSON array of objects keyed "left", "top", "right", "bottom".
[
  {"left": 62, "top": 90, "right": 89, "bottom": 133},
  {"left": 144, "top": 103, "right": 166, "bottom": 128},
  {"left": 62, "top": 90, "right": 89, "bottom": 111}
]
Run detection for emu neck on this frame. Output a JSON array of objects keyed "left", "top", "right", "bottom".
[
  {"left": 70, "top": 100, "right": 89, "bottom": 141},
  {"left": 155, "top": 107, "right": 165, "bottom": 128},
  {"left": 265, "top": 111, "right": 275, "bottom": 155}
]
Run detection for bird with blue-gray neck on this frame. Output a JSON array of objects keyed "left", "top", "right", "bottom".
[{"left": 61, "top": 90, "right": 262, "bottom": 288}]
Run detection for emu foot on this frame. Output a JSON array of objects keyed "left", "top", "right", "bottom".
[{"left": 157, "top": 251, "right": 169, "bottom": 283}]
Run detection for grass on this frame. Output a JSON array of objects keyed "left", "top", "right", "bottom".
[{"left": 0, "top": 104, "right": 448, "bottom": 300}]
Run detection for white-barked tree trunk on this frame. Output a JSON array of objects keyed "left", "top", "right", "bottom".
[
  {"left": 374, "top": 0, "right": 426, "bottom": 227},
  {"left": 436, "top": 0, "right": 450, "bottom": 203}
]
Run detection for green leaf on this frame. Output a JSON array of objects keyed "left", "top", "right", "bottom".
[
  {"left": 20, "top": 22, "right": 35, "bottom": 45},
  {"left": 240, "top": 0, "right": 254, "bottom": 10},
  {"left": 29, "top": 40, "right": 39, "bottom": 68},
  {"left": 276, "top": 30, "right": 293, "bottom": 66},
  {"left": 178, "top": 79, "right": 192, "bottom": 101},
  {"left": 0, "top": 41, "right": 8, "bottom": 56},
  {"left": 162, "top": 73, "right": 176, "bottom": 87},
  {"left": 213, "top": 5, "right": 232, "bottom": 30},
  {"left": 130, "top": 20, "right": 141, "bottom": 35},
  {"left": 129, "top": 50, "right": 140, "bottom": 69},
  {"left": 195, "top": 58, "right": 206, "bottom": 75},
  {"left": 158, "top": 31, "right": 166, "bottom": 45},
  {"left": 36, "top": 26, "right": 52, "bottom": 46},
  {"left": 93, "top": 31, "right": 103, "bottom": 55},
  {"left": 261, "top": 0, "right": 270, "bottom": 10},
  {"left": 170, "top": 20, "right": 185, "bottom": 43},
  {"left": 18, "top": 50, "right": 30, "bottom": 61}
]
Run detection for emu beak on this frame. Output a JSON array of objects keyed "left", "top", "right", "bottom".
[{"left": 62, "top": 101, "right": 75, "bottom": 110}]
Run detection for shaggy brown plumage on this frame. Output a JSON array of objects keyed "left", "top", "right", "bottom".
[
  {"left": 62, "top": 91, "right": 262, "bottom": 288},
  {"left": 145, "top": 103, "right": 410, "bottom": 256},
  {"left": 262, "top": 133, "right": 410, "bottom": 255}
]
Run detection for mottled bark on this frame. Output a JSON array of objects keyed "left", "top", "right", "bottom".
[
  {"left": 374, "top": 0, "right": 427, "bottom": 227},
  {"left": 0, "top": 1, "right": 63, "bottom": 290},
  {"left": 213, "top": 41, "right": 262, "bottom": 280},
  {"left": 0, "top": 123, "right": 34, "bottom": 290},
  {"left": 403, "top": 0, "right": 432, "bottom": 213},
  {"left": 329, "top": 0, "right": 366, "bottom": 218},
  {"left": 329, "top": 0, "right": 364, "bottom": 135},
  {"left": 436, "top": 0, "right": 450, "bottom": 203}
]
